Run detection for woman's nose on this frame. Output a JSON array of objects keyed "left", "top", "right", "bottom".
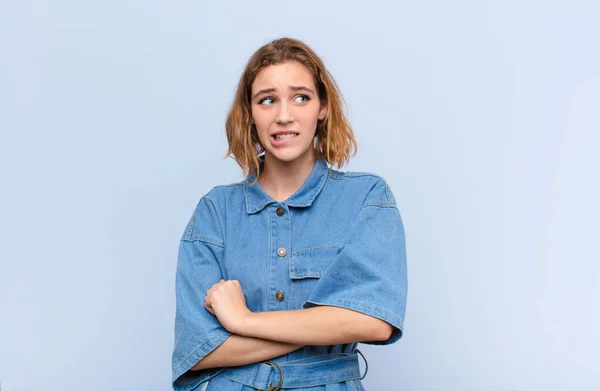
[{"left": 276, "top": 102, "right": 292, "bottom": 124}]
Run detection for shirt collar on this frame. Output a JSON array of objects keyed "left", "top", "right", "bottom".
[{"left": 244, "top": 157, "right": 329, "bottom": 214}]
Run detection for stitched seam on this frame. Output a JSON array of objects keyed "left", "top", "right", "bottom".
[
  {"left": 281, "top": 356, "right": 354, "bottom": 367},
  {"left": 385, "top": 183, "right": 396, "bottom": 207},
  {"left": 173, "top": 329, "right": 229, "bottom": 374},
  {"left": 181, "top": 236, "right": 224, "bottom": 247},
  {"left": 283, "top": 353, "right": 351, "bottom": 364},
  {"left": 205, "top": 197, "right": 226, "bottom": 249},
  {"left": 290, "top": 272, "right": 321, "bottom": 279},
  {"left": 214, "top": 181, "right": 244, "bottom": 188},
  {"left": 312, "top": 164, "right": 329, "bottom": 201},
  {"left": 327, "top": 170, "right": 345, "bottom": 180},
  {"left": 288, "top": 205, "right": 293, "bottom": 310},
  {"left": 244, "top": 183, "right": 250, "bottom": 213},
  {"left": 183, "top": 212, "right": 196, "bottom": 241},
  {"left": 335, "top": 299, "right": 402, "bottom": 324},
  {"left": 222, "top": 371, "right": 357, "bottom": 388},
  {"left": 290, "top": 243, "right": 341, "bottom": 278},
  {"left": 363, "top": 202, "right": 395, "bottom": 209},
  {"left": 268, "top": 204, "right": 273, "bottom": 310},
  {"left": 289, "top": 165, "right": 330, "bottom": 207},
  {"left": 343, "top": 172, "right": 382, "bottom": 179},
  {"left": 291, "top": 243, "right": 341, "bottom": 256}
]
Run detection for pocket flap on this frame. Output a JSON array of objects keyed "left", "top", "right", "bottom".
[{"left": 289, "top": 244, "right": 341, "bottom": 279}]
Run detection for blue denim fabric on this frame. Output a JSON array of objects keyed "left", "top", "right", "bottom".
[{"left": 172, "top": 158, "right": 407, "bottom": 390}]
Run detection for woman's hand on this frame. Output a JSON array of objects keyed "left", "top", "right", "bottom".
[{"left": 204, "top": 279, "right": 251, "bottom": 334}]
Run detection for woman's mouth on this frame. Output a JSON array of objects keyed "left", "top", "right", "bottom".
[
  {"left": 273, "top": 133, "right": 299, "bottom": 140},
  {"left": 271, "top": 132, "right": 299, "bottom": 146}
]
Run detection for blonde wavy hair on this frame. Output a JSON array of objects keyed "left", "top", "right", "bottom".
[{"left": 225, "top": 37, "right": 357, "bottom": 179}]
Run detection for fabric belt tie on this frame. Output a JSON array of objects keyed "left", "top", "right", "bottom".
[{"left": 218, "top": 350, "right": 368, "bottom": 390}]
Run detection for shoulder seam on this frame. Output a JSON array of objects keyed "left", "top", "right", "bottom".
[
  {"left": 181, "top": 235, "right": 225, "bottom": 247},
  {"left": 204, "top": 196, "right": 225, "bottom": 247},
  {"left": 182, "top": 195, "right": 227, "bottom": 246},
  {"left": 327, "top": 170, "right": 384, "bottom": 180},
  {"left": 213, "top": 181, "right": 244, "bottom": 189},
  {"left": 384, "top": 182, "right": 396, "bottom": 208},
  {"left": 346, "top": 173, "right": 380, "bottom": 178}
]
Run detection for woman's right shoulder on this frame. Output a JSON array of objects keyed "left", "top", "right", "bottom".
[
  {"left": 195, "top": 180, "right": 246, "bottom": 208},
  {"left": 182, "top": 180, "right": 246, "bottom": 241}
]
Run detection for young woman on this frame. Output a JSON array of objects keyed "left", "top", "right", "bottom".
[{"left": 172, "top": 38, "right": 407, "bottom": 391}]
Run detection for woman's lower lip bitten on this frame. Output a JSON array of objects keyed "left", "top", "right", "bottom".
[{"left": 272, "top": 134, "right": 298, "bottom": 145}]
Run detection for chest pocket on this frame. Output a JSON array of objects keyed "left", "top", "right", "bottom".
[{"left": 289, "top": 244, "right": 341, "bottom": 309}]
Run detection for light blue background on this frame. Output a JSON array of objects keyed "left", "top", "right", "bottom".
[{"left": 1, "top": 1, "right": 598, "bottom": 390}]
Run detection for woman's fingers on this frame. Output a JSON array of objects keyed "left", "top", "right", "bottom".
[
  {"left": 204, "top": 280, "right": 226, "bottom": 315},
  {"left": 206, "top": 279, "right": 227, "bottom": 296},
  {"left": 205, "top": 279, "right": 242, "bottom": 304},
  {"left": 204, "top": 297, "right": 215, "bottom": 315}
]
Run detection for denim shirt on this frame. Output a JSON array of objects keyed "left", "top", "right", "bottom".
[{"left": 172, "top": 158, "right": 407, "bottom": 390}]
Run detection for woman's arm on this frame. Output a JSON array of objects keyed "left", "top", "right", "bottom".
[
  {"left": 205, "top": 280, "right": 393, "bottom": 346},
  {"left": 237, "top": 306, "right": 392, "bottom": 345},
  {"left": 191, "top": 334, "right": 302, "bottom": 371}
]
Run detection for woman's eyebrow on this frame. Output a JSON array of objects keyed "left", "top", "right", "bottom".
[
  {"left": 290, "top": 86, "right": 315, "bottom": 94},
  {"left": 252, "top": 88, "right": 276, "bottom": 100},
  {"left": 252, "top": 86, "right": 315, "bottom": 100}
]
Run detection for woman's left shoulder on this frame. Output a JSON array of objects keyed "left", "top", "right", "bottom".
[{"left": 326, "top": 167, "right": 398, "bottom": 209}]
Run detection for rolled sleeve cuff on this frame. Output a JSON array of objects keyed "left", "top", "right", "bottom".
[{"left": 172, "top": 328, "right": 231, "bottom": 389}]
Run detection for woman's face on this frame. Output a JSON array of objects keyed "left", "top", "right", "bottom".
[{"left": 250, "top": 61, "right": 327, "bottom": 165}]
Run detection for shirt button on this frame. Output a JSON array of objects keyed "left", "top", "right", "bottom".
[
  {"left": 275, "top": 291, "right": 285, "bottom": 302},
  {"left": 277, "top": 248, "right": 287, "bottom": 257},
  {"left": 276, "top": 206, "right": 284, "bottom": 216}
]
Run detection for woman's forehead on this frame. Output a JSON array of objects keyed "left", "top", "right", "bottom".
[{"left": 252, "top": 62, "right": 316, "bottom": 93}]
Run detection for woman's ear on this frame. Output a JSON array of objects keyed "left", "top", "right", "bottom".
[{"left": 318, "top": 102, "right": 328, "bottom": 120}]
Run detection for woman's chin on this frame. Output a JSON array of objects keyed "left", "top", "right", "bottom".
[{"left": 265, "top": 147, "right": 313, "bottom": 164}]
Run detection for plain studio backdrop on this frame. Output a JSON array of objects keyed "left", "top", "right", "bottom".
[{"left": 1, "top": 1, "right": 598, "bottom": 390}]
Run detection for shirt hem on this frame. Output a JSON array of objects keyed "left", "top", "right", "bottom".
[{"left": 172, "top": 328, "right": 231, "bottom": 385}]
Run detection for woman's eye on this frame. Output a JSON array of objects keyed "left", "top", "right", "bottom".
[
  {"left": 294, "top": 95, "right": 310, "bottom": 103},
  {"left": 258, "top": 97, "right": 275, "bottom": 106}
]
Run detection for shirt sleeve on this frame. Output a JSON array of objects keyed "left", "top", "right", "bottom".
[
  {"left": 303, "top": 178, "right": 408, "bottom": 345},
  {"left": 172, "top": 196, "right": 231, "bottom": 390}
]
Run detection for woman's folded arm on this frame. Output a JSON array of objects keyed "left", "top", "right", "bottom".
[
  {"left": 191, "top": 334, "right": 303, "bottom": 371},
  {"left": 233, "top": 305, "right": 393, "bottom": 346}
]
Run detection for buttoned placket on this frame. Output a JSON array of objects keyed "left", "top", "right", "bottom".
[{"left": 269, "top": 203, "right": 292, "bottom": 310}]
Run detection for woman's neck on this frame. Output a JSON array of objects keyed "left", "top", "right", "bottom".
[{"left": 258, "top": 151, "right": 316, "bottom": 203}]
